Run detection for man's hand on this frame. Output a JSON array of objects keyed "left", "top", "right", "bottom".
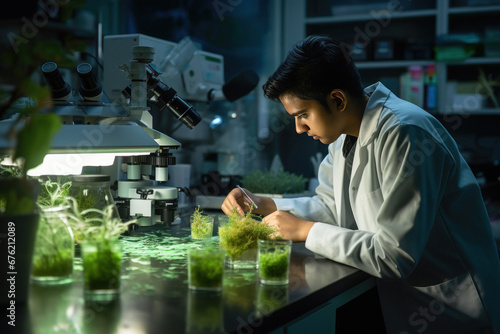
[
  {"left": 263, "top": 210, "right": 315, "bottom": 242},
  {"left": 221, "top": 187, "right": 277, "bottom": 216}
]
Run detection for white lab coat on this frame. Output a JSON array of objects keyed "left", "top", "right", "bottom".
[{"left": 274, "top": 82, "right": 500, "bottom": 334}]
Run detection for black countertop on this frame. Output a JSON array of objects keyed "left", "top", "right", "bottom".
[{"left": 3, "top": 211, "right": 373, "bottom": 334}]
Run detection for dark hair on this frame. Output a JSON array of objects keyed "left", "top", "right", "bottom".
[{"left": 262, "top": 35, "right": 364, "bottom": 107}]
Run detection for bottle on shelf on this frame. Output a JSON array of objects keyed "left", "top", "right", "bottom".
[
  {"left": 424, "top": 64, "right": 438, "bottom": 112},
  {"left": 400, "top": 65, "right": 424, "bottom": 108}
]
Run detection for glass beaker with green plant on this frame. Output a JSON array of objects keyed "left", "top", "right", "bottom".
[
  {"left": 31, "top": 178, "right": 74, "bottom": 285},
  {"left": 190, "top": 206, "right": 214, "bottom": 239},
  {"left": 257, "top": 239, "right": 292, "bottom": 285},
  {"left": 218, "top": 207, "right": 278, "bottom": 269},
  {"left": 67, "top": 199, "right": 133, "bottom": 301},
  {"left": 188, "top": 245, "right": 225, "bottom": 292}
]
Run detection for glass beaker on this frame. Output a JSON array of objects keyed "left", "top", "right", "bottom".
[
  {"left": 188, "top": 246, "right": 225, "bottom": 292},
  {"left": 190, "top": 214, "right": 215, "bottom": 239},
  {"left": 258, "top": 239, "right": 292, "bottom": 285},
  {"left": 81, "top": 239, "right": 122, "bottom": 301}
]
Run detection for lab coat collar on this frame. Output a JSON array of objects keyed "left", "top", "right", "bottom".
[{"left": 358, "top": 82, "right": 391, "bottom": 147}]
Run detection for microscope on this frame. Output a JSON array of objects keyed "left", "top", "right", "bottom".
[
  {"left": 38, "top": 45, "right": 201, "bottom": 227},
  {"left": 112, "top": 45, "right": 202, "bottom": 227}
]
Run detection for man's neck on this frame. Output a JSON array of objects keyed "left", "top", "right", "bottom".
[{"left": 344, "top": 94, "right": 368, "bottom": 138}]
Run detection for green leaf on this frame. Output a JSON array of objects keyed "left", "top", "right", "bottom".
[
  {"left": 14, "top": 113, "right": 62, "bottom": 172},
  {"left": 33, "top": 40, "right": 76, "bottom": 67},
  {"left": 21, "top": 80, "right": 52, "bottom": 105}
]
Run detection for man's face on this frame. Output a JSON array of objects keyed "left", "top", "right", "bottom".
[{"left": 280, "top": 94, "right": 345, "bottom": 145}]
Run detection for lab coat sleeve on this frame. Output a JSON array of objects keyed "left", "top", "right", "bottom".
[
  {"left": 274, "top": 146, "right": 339, "bottom": 225},
  {"left": 306, "top": 124, "right": 454, "bottom": 279}
]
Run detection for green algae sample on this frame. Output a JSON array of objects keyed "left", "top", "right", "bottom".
[
  {"left": 188, "top": 247, "right": 224, "bottom": 290},
  {"left": 258, "top": 250, "right": 289, "bottom": 280},
  {"left": 32, "top": 249, "right": 73, "bottom": 277},
  {"left": 219, "top": 208, "right": 277, "bottom": 260},
  {"left": 190, "top": 206, "right": 214, "bottom": 239},
  {"left": 82, "top": 240, "right": 122, "bottom": 291}
]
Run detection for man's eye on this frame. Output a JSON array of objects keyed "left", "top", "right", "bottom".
[{"left": 298, "top": 113, "right": 307, "bottom": 119}]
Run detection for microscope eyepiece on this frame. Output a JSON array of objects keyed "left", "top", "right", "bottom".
[
  {"left": 77, "top": 63, "right": 103, "bottom": 101},
  {"left": 145, "top": 65, "right": 202, "bottom": 129},
  {"left": 164, "top": 95, "right": 201, "bottom": 129},
  {"left": 41, "top": 62, "right": 72, "bottom": 101}
]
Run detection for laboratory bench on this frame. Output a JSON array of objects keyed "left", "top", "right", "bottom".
[{"left": 2, "top": 211, "right": 385, "bottom": 334}]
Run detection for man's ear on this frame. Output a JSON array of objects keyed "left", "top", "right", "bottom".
[{"left": 329, "top": 90, "right": 347, "bottom": 112}]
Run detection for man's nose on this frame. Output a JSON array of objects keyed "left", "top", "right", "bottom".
[{"left": 295, "top": 118, "right": 308, "bottom": 134}]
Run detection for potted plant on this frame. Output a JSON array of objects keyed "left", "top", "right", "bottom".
[
  {"left": 218, "top": 207, "right": 278, "bottom": 269},
  {"left": 241, "top": 169, "right": 308, "bottom": 196},
  {"left": 0, "top": 36, "right": 76, "bottom": 305},
  {"left": 67, "top": 199, "right": 133, "bottom": 301}
]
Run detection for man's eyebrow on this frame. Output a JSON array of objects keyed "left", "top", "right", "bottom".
[{"left": 289, "top": 109, "right": 306, "bottom": 117}]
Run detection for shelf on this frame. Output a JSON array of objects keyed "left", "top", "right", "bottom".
[
  {"left": 442, "top": 57, "right": 500, "bottom": 65},
  {"left": 448, "top": 5, "right": 500, "bottom": 15},
  {"left": 305, "top": 9, "right": 437, "bottom": 25},
  {"left": 353, "top": 57, "right": 500, "bottom": 69},
  {"left": 297, "top": 0, "right": 500, "bottom": 119},
  {"left": 441, "top": 108, "right": 500, "bottom": 115},
  {"left": 0, "top": 19, "right": 95, "bottom": 38},
  {"left": 355, "top": 60, "right": 435, "bottom": 69}
]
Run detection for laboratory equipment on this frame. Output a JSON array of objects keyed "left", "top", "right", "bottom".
[{"left": 103, "top": 34, "right": 259, "bottom": 104}]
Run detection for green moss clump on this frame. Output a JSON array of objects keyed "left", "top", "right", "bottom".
[
  {"left": 82, "top": 240, "right": 122, "bottom": 290},
  {"left": 241, "top": 169, "right": 307, "bottom": 194},
  {"left": 32, "top": 249, "right": 73, "bottom": 277},
  {"left": 189, "top": 248, "right": 224, "bottom": 289},
  {"left": 74, "top": 192, "right": 99, "bottom": 215},
  {"left": 219, "top": 208, "right": 277, "bottom": 260},
  {"left": 190, "top": 206, "right": 213, "bottom": 239},
  {"left": 259, "top": 250, "right": 289, "bottom": 281}
]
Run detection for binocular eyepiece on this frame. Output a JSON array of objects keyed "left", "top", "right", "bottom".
[
  {"left": 41, "top": 62, "right": 72, "bottom": 101},
  {"left": 76, "top": 63, "right": 102, "bottom": 101},
  {"left": 41, "top": 62, "right": 102, "bottom": 102}
]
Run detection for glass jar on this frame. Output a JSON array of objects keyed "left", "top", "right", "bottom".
[
  {"left": 31, "top": 205, "right": 74, "bottom": 285},
  {"left": 69, "top": 174, "right": 119, "bottom": 221}
]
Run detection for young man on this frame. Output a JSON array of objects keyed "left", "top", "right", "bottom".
[{"left": 221, "top": 35, "right": 500, "bottom": 333}]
